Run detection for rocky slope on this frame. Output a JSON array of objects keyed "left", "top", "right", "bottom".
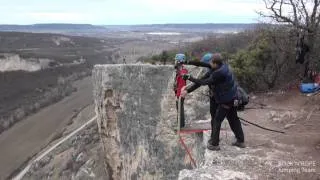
[
  {"left": 21, "top": 65, "right": 320, "bottom": 180},
  {"left": 21, "top": 104, "right": 106, "bottom": 180}
]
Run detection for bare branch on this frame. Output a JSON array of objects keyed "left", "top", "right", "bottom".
[
  {"left": 315, "top": 0, "right": 320, "bottom": 26},
  {"left": 259, "top": 0, "right": 316, "bottom": 30},
  {"left": 300, "top": 0, "right": 309, "bottom": 24},
  {"left": 310, "top": 0, "right": 320, "bottom": 24},
  {"left": 269, "top": 1, "right": 295, "bottom": 23},
  {"left": 289, "top": 0, "right": 299, "bottom": 24}
]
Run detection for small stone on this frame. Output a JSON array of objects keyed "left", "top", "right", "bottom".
[
  {"left": 32, "top": 161, "right": 40, "bottom": 171},
  {"left": 284, "top": 124, "right": 296, "bottom": 129},
  {"left": 76, "top": 152, "right": 87, "bottom": 163},
  {"left": 61, "top": 153, "right": 73, "bottom": 171},
  {"left": 272, "top": 118, "right": 281, "bottom": 122},
  {"left": 269, "top": 111, "right": 277, "bottom": 118},
  {"left": 85, "top": 158, "right": 95, "bottom": 167},
  {"left": 38, "top": 155, "right": 52, "bottom": 168}
]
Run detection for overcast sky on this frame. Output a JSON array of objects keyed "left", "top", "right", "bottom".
[{"left": 0, "top": 0, "right": 265, "bottom": 25}]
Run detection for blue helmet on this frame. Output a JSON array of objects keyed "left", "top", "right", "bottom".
[
  {"left": 201, "top": 53, "right": 213, "bottom": 64},
  {"left": 175, "top": 53, "right": 186, "bottom": 63}
]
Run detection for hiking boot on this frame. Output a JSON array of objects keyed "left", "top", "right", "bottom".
[
  {"left": 208, "top": 138, "right": 221, "bottom": 145},
  {"left": 232, "top": 141, "right": 246, "bottom": 148},
  {"left": 207, "top": 143, "right": 220, "bottom": 151}
]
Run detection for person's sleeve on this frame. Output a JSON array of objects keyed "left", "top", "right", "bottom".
[
  {"left": 180, "top": 68, "right": 188, "bottom": 75},
  {"left": 186, "top": 83, "right": 200, "bottom": 93},
  {"left": 186, "top": 61, "right": 211, "bottom": 68},
  {"left": 186, "top": 71, "right": 211, "bottom": 93},
  {"left": 189, "top": 71, "right": 220, "bottom": 86}
]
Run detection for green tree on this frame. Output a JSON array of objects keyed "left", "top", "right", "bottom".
[
  {"left": 160, "top": 51, "right": 169, "bottom": 65},
  {"left": 230, "top": 30, "right": 290, "bottom": 90}
]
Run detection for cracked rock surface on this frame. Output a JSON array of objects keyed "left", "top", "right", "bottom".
[{"left": 93, "top": 65, "right": 207, "bottom": 180}]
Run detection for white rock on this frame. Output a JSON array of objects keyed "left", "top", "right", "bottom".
[{"left": 284, "top": 123, "right": 296, "bottom": 129}]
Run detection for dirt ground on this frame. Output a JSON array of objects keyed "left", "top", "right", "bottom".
[
  {"left": 196, "top": 90, "right": 320, "bottom": 179},
  {"left": 243, "top": 90, "right": 320, "bottom": 179}
]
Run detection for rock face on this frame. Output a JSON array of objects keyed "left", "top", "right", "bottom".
[{"left": 93, "top": 65, "right": 205, "bottom": 180}]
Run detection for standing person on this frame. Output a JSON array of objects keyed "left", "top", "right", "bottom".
[
  {"left": 181, "top": 53, "right": 245, "bottom": 151},
  {"left": 174, "top": 53, "right": 188, "bottom": 128}
]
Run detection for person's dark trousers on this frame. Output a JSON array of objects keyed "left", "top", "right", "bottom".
[
  {"left": 176, "top": 97, "right": 185, "bottom": 128},
  {"left": 209, "top": 97, "right": 218, "bottom": 144},
  {"left": 209, "top": 97, "right": 218, "bottom": 130},
  {"left": 210, "top": 100, "right": 245, "bottom": 146}
]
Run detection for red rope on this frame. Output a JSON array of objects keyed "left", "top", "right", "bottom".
[
  {"left": 177, "top": 128, "right": 227, "bottom": 167},
  {"left": 178, "top": 134, "right": 197, "bottom": 168}
]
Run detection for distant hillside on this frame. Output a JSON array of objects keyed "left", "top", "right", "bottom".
[
  {"left": 0, "top": 31, "right": 118, "bottom": 65},
  {"left": 0, "top": 24, "right": 107, "bottom": 33},
  {"left": 0, "top": 23, "right": 256, "bottom": 34},
  {"left": 0, "top": 31, "right": 118, "bottom": 133},
  {"left": 129, "top": 23, "right": 255, "bottom": 29},
  {"left": 105, "top": 23, "right": 256, "bottom": 33}
]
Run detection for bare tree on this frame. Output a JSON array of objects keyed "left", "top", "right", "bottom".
[{"left": 259, "top": 0, "right": 320, "bottom": 75}]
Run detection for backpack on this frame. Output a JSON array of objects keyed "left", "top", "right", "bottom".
[
  {"left": 236, "top": 86, "right": 249, "bottom": 111},
  {"left": 300, "top": 83, "right": 320, "bottom": 93}
]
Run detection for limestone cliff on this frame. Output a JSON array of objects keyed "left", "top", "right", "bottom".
[
  {"left": 93, "top": 65, "right": 206, "bottom": 180},
  {"left": 23, "top": 65, "right": 320, "bottom": 180}
]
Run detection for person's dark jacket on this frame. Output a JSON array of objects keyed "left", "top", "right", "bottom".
[
  {"left": 185, "top": 61, "right": 212, "bottom": 93},
  {"left": 186, "top": 61, "right": 237, "bottom": 104}
]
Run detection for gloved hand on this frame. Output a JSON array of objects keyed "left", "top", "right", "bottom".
[
  {"left": 181, "top": 86, "right": 188, "bottom": 97},
  {"left": 182, "top": 74, "right": 191, "bottom": 80}
]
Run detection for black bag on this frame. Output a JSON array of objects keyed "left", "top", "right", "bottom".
[{"left": 236, "top": 86, "right": 249, "bottom": 111}]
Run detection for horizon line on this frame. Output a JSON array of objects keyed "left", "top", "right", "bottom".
[{"left": 0, "top": 22, "right": 259, "bottom": 26}]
